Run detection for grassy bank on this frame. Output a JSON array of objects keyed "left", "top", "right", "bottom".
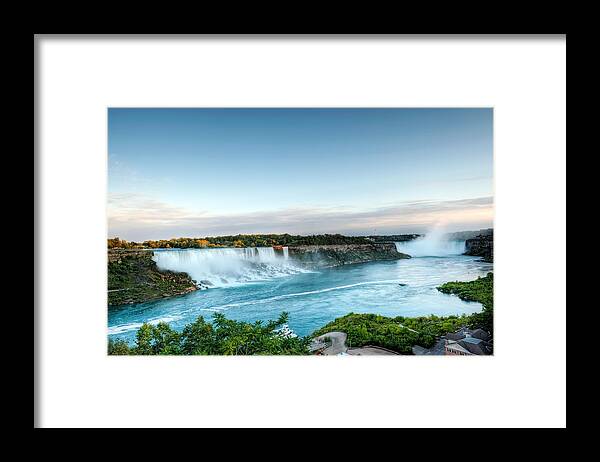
[
  {"left": 437, "top": 272, "right": 493, "bottom": 332},
  {"left": 108, "top": 251, "right": 197, "bottom": 306}
]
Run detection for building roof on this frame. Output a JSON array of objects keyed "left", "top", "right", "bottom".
[
  {"left": 446, "top": 343, "right": 472, "bottom": 355},
  {"left": 446, "top": 332, "right": 466, "bottom": 341},
  {"left": 471, "top": 329, "right": 491, "bottom": 341},
  {"left": 458, "top": 338, "right": 491, "bottom": 355}
]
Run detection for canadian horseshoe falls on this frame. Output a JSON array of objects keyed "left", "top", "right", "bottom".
[
  {"left": 393, "top": 232, "right": 467, "bottom": 257},
  {"left": 108, "top": 238, "right": 493, "bottom": 344}
]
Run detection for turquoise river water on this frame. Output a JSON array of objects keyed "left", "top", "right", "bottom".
[{"left": 108, "top": 241, "right": 493, "bottom": 344}]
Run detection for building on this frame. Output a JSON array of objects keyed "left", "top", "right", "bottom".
[
  {"left": 444, "top": 342, "right": 472, "bottom": 356},
  {"left": 470, "top": 328, "right": 491, "bottom": 341},
  {"left": 444, "top": 327, "right": 493, "bottom": 355}
]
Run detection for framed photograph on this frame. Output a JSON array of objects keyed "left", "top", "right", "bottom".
[
  {"left": 35, "top": 35, "right": 566, "bottom": 428},
  {"left": 106, "top": 107, "right": 494, "bottom": 357}
]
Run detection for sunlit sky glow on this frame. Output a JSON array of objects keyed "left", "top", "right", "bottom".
[{"left": 108, "top": 108, "right": 493, "bottom": 241}]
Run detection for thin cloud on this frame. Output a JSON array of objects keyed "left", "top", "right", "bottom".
[{"left": 108, "top": 193, "right": 493, "bottom": 241}]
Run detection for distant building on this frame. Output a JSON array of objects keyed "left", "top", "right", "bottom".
[{"left": 444, "top": 327, "right": 493, "bottom": 355}]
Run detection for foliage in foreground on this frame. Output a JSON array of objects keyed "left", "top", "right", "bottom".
[
  {"left": 312, "top": 273, "right": 494, "bottom": 353},
  {"left": 108, "top": 312, "right": 310, "bottom": 356},
  {"left": 312, "top": 313, "right": 433, "bottom": 354}
]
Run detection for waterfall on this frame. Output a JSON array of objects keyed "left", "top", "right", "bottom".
[
  {"left": 256, "top": 247, "right": 276, "bottom": 261},
  {"left": 394, "top": 228, "right": 466, "bottom": 257},
  {"left": 152, "top": 247, "right": 306, "bottom": 288}
]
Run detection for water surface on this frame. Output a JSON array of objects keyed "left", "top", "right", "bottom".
[{"left": 108, "top": 247, "right": 492, "bottom": 343}]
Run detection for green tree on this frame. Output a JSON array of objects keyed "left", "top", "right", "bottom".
[
  {"left": 134, "top": 323, "right": 154, "bottom": 355},
  {"left": 151, "top": 322, "right": 182, "bottom": 355},
  {"left": 181, "top": 317, "right": 216, "bottom": 355},
  {"left": 111, "top": 312, "right": 310, "bottom": 356},
  {"left": 107, "top": 338, "right": 131, "bottom": 355}
]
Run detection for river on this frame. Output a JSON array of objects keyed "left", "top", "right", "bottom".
[{"left": 108, "top": 241, "right": 493, "bottom": 344}]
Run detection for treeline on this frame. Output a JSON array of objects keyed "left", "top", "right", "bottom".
[
  {"left": 444, "top": 228, "right": 493, "bottom": 241},
  {"left": 108, "top": 234, "right": 372, "bottom": 249},
  {"left": 108, "top": 312, "right": 310, "bottom": 355},
  {"left": 368, "top": 234, "right": 421, "bottom": 243}
]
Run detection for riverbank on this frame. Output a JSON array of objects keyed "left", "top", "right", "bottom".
[
  {"left": 464, "top": 232, "right": 494, "bottom": 262},
  {"left": 437, "top": 272, "right": 493, "bottom": 332},
  {"left": 108, "top": 250, "right": 198, "bottom": 306}
]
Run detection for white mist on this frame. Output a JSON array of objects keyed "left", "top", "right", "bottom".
[{"left": 395, "top": 225, "right": 465, "bottom": 257}]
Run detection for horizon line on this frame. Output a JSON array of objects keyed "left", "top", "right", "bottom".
[{"left": 108, "top": 227, "right": 494, "bottom": 242}]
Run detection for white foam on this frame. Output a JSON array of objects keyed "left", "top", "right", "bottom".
[
  {"left": 108, "top": 323, "right": 143, "bottom": 335},
  {"left": 207, "top": 279, "right": 402, "bottom": 311},
  {"left": 108, "top": 314, "right": 183, "bottom": 335},
  {"left": 152, "top": 247, "right": 309, "bottom": 288}
]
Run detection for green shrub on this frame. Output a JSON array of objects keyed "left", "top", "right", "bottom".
[
  {"left": 312, "top": 313, "right": 424, "bottom": 354},
  {"left": 109, "top": 312, "right": 310, "bottom": 356},
  {"left": 107, "top": 338, "right": 131, "bottom": 355}
]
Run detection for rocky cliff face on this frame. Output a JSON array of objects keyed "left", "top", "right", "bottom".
[
  {"left": 108, "top": 250, "right": 198, "bottom": 306},
  {"left": 464, "top": 233, "right": 493, "bottom": 262},
  {"left": 108, "top": 249, "right": 152, "bottom": 263},
  {"left": 445, "top": 228, "right": 493, "bottom": 241},
  {"left": 287, "top": 243, "right": 410, "bottom": 268}
]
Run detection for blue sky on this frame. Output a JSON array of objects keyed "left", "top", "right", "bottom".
[{"left": 108, "top": 108, "right": 493, "bottom": 241}]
